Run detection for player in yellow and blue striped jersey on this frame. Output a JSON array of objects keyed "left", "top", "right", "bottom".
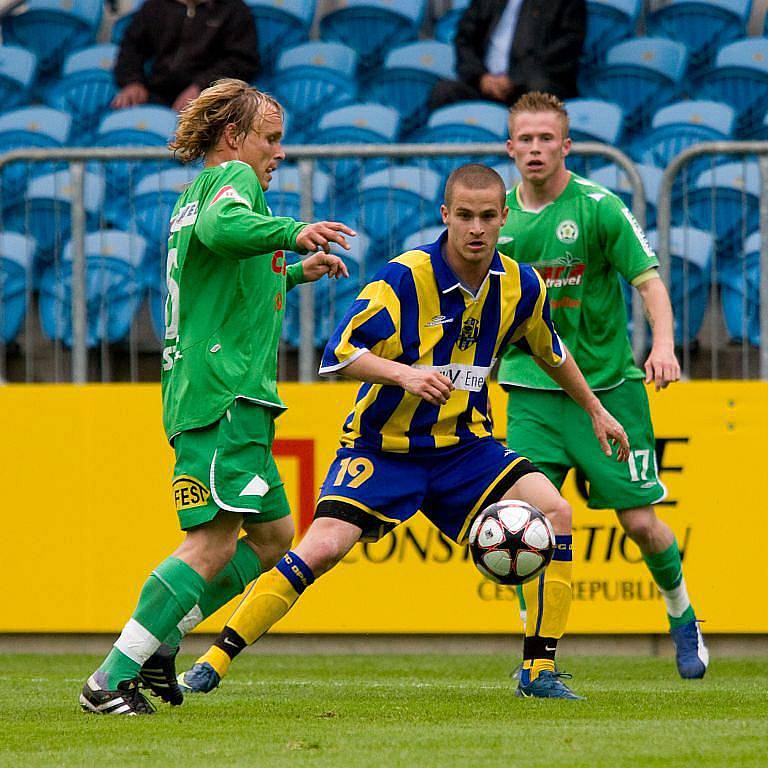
[{"left": 180, "top": 164, "right": 630, "bottom": 700}]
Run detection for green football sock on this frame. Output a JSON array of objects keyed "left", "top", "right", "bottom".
[
  {"left": 164, "top": 539, "right": 262, "bottom": 648},
  {"left": 99, "top": 556, "right": 207, "bottom": 688},
  {"left": 643, "top": 541, "right": 696, "bottom": 629}
]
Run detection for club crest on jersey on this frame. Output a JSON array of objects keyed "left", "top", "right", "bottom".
[
  {"left": 556, "top": 220, "right": 579, "bottom": 244},
  {"left": 457, "top": 317, "right": 480, "bottom": 351},
  {"left": 173, "top": 475, "right": 210, "bottom": 511}
]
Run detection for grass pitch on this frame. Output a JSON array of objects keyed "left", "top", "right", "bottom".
[{"left": 1, "top": 653, "right": 766, "bottom": 767}]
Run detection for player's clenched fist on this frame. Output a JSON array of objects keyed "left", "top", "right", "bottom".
[
  {"left": 296, "top": 221, "right": 356, "bottom": 254},
  {"left": 402, "top": 369, "right": 454, "bottom": 406}
]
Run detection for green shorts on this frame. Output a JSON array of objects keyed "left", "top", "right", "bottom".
[
  {"left": 505, "top": 379, "right": 666, "bottom": 511},
  {"left": 171, "top": 399, "right": 290, "bottom": 530}
]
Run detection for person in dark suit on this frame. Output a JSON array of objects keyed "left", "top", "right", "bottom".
[{"left": 430, "top": 0, "right": 587, "bottom": 110}]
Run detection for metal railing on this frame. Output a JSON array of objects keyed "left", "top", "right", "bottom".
[
  {"left": 0, "top": 142, "right": 644, "bottom": 383},
  {"left": 656, "top": 142, "right": 768, "bottom": 380}
]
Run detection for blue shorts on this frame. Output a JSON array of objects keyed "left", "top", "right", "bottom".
[{"left": 315, "top": 438, "right": 540, "bottom": 543}]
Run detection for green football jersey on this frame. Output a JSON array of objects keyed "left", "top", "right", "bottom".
[
  {"left": 497, "top": 173, "right": 658, "bottom": 391},
  {"left": 162, "top": 160, "right": 307, "bottom": 441}
]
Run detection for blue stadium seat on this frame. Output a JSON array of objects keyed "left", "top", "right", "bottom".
[
  {"left": 265, "top": 164, "right": 332, "bottom": 221},
  {"left": 581, "top": 0, "right": 641, "bottom": 83},
  {"left": 566, "top": 98, "right": 624, "bottom": 176},
  {"left": 367, "top": 41, "right": 455, "bottom": 136},
  {"left": 0, "top": 45, "right": 37, "bottom": 109},
  {"left": 44, "top": 44, "right": 117, "bottom": 144},
  {"left": 1, "top": 0, "right": 102, "bottom": 77},
  {"left": 131, "top": 167, "right": 199, "bottom": 250},
  {"left": 631, "top": 99, "right": 735, "bottom": 170},
  {"left": 646, "top": 227, "right": 713, "bottom": 345},
  {"left": 489, "top": 160, "right": 521, "bottom": 190},
  {"left": 696, "top": 38, "right": 768, "bottom": 136},
  {"left": 270, "top": 42, "right": 358, "bottom": 142},
  {"left": 358, "top": 165, "right": 442, "bottom": 247},
  {"left": 246, "top": 0, "right": 315, "bottom": 75},
  {"left": 39, "top": 230, "right": 146, "bottom": 348},
  {"left": 401, "top": 225, "right": 445, "bottom": 254},
  {"left": 2, "top": 168, "right": 105, "bottom": 277},
  {"left": 588, "top": 37, "right": 687, "bottom": 133},
  {"left": 0, "top": 231, "right": 36, "bottom": 343},
  {"left": 416, "top": 101, "right": 509, "bottom": 177},
  {"left": 314, "top": 103, "right": 401, "bottom": 202},
  {"left": 0, "top": 106, "right": 72, "bottom": 199},
  {"left": 94, "top": 105, "right": 179, "bottom": 204},
  {"left": 647, "top": 0, "right": 750, "bottom": 76},
  {"left": 434, "top": 0, "right": 471, "bottom": 44},
  {"left": 590, "top": 162, "right": 663, "bottom": 228},
  {"left": 320, "top": 0, "right": 427, "bottom": 73},
  {"left": 111, "top": 0, "right": 141, "bottom": 45},
  {"left": 682, "top": 161, "right": 760, "bottom": 263},
  {"left": 720, "top": 230, "right": 760, "bottom": 346}
]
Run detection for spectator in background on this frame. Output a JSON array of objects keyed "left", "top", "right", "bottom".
[
  {"left": 112, "top": 0, "right": 260, "bottom": 112},
  {"left": 430, "top": 0, "right": 586, "bottom": 110}
]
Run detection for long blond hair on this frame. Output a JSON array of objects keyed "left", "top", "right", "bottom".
[{"left": 169, "top": 78, "right": 283, "bottom": 164}]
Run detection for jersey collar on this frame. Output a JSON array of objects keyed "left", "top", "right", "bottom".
[{"left": 425, "top": 229, "right": 506, "bottom": 295}]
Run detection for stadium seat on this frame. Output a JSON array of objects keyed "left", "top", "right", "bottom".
[
  {"left": 695, "top": 38, "right": 768, "bottom": 136},
  {"left": 367, "top": 41, "right": 455, "bottom": 136},
  {"left": 590, "top": 162, "right": 663, "bottom": 228},
  {"left": 130, "top": 167, "right": 199, "bottom": 250},
  {"left": 111, "top": 0, "right": 141, "bottom": 45},
  {"left": 647, "top": 0, "right": 750, "bottom": 76},
  {"left": 320, "top": 0, "right": 427, "bottom": 73},
  {"left": 631, "top": 99, "right": 735, "bottom": 171},
  {"left": 270, "top": 42, "right": 358, "bottom": 142},
  {"left": 489, "top": 160, "right": 521, "bottom": 189},
  {"left": 0, "top": 231, "right": 36, "bottom": 343},
  {"left": 416, "top": 101, "right": 509, "bottom": 177},
  {"left": 434, "top": 0, "right": 471, "bottom": 44},
  {"left": 565, "top": 98, "right": 624, "bottom": 176},
  {"left": 646, "top": 227, "right": 713, "bottom": 345},
  {"left": 1, "top": 0, "right": 102, "bottom": 77},
  {"left": 39, "top": 230, "right": 146, "bottom": 348},
  {"left": 265, "top": 163, "right": 332, "bottom": 222},
  {"left": 588, "top": 37, "right": 687, "bottom": 133},
  {"left": 0, "top": 45, "right": 37, "bottom": 109},
  {"left": 246, "top": 0, "right": 315, "bottom": 75},
  {"left": 93, "top": 105, "right": 179, "bottom": 204},
  {"left": 44, "top": 44, "right": 118, "bottom": 144},
  {"left": 1, "top": 168, "right": 105, "bottom": 277},
  {"left": 581, "top": 0, "right": 641, "bottom": 85},
  {"left": 358, "top": 165, "right": 443, "bottom": 248},
  {"left": 314, "top": 103, "right": 401, "bottom": 203},
  {"left": 720, "top": 230, "right": 760, "bottom": 346},
  {"left": 0, "top": 106, "right": 72, "bottom": 199},
  {"left": 682, "top": 161, "right": 760, "bottom": 263},
  {"left": 401, "top": 225, "right": 445, "bottom": 254}
]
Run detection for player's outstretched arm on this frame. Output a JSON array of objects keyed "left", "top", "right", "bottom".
[
  {"left": 534, "top": 351, "right": 630, "bottom": 462},
  {"left": 635, "top": 275, "right": 681, "bottom": 391},
  {"left": 341, "top": 352, "right": 454, "bottom": 406}
]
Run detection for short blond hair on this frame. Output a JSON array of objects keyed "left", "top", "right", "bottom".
[
  {"left": 169, "top": 78, "right": 283, "bottom": 164},
  {"left": 508, "top": 91, "right": 569, "bottom": 138}
]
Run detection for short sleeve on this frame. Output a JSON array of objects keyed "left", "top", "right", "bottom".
[
  {"left": 319, "top": 273, "right": 404, "bottom": 374},
  {"left": 598, "top": 194, "right": 659, "bottom": 282}
]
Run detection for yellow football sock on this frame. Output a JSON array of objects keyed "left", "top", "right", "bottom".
[{"left": 196, "top": 644, "right": 233, "bottom": 678}]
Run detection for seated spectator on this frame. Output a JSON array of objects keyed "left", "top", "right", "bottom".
[
  {"left": 112, "top": 0, "right": 259, "bottom": 112},
  {"left": 430, "top": 0, "right": 586, "bottom": 110}
]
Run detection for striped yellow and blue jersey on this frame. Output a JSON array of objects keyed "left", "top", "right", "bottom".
[{"left": 319, "top": 231, "right": 566, "bottom": 454}]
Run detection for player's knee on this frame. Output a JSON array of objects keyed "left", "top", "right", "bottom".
[
  {"left": 543, "top": 496, "right": 572, "bottom": 534},
  {"left": 620, "top": 511, "right": 657, "bottom": 547},
  {"left": 253, "top": 530, "right": 293, "bottom": 572}
]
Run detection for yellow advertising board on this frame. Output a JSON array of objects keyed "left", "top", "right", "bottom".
[{"left": 0, "top": 382, "right": 765, "bottom": 634}]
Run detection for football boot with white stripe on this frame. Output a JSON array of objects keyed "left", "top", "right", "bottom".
[
  {"left": 671, "top": 619, "right": 709, "bottom": 679},
  {"left": 139, "top": 643, "right": 184, "bottom": 705},
  {"left": 79, "top": 672, "right": 156, "bottom": 715}
]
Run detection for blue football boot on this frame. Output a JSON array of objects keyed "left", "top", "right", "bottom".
[
  {"left": 177, "top": 662, "right": 221, "bottom": 694},
  {"left": 516, "top": 670, "right": 585, "bottom": 700},
  {"left": 670, "top": 620, "right": 709, "bottom": 679}
]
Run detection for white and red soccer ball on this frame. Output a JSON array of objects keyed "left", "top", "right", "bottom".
[{"left": 468, "top": 500, "right": 555, "bottom": 585}]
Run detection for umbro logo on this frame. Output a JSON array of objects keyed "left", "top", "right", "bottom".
[{"left": 425, "top": 315, "right": 454, "bottom": 327}]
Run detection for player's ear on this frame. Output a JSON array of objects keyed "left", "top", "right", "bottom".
[
  {"left": 223, "top": 123, "right": 240, "bottom": 150},
  {"left": 501, "top": 205, "right": 509, "bottom": 226},
  {"left": 505, "top": 137, "right": 514, "bottom": 159},
  {"left": 440, "top": 203, "right": 449, "bottom": 224},
  {"left": 562, "top": 136, "right": 572, "bottom": 158}
]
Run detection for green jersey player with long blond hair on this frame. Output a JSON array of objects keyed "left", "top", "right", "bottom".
[
  {"left": 498, "top": 91, "right": 707, "bottom": 699},
  {"left": 80, "top": 79, "right": 355, "bottom": 715}
]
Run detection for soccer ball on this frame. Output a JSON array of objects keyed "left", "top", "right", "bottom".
[{"left": 468, "top": 500, "right": 555, "bottom": 585}]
